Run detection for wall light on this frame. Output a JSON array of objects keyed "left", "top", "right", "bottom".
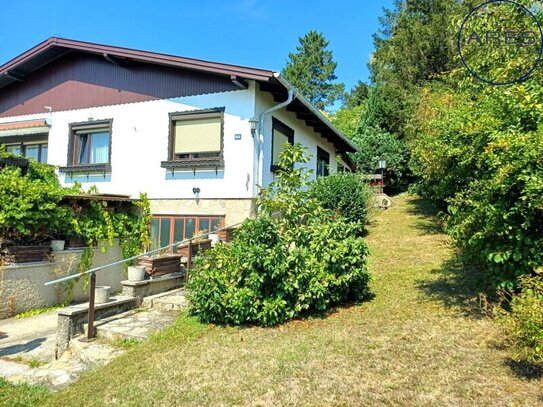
[{"left": 249, "top": 117, "right": 259, "bottom": 137}]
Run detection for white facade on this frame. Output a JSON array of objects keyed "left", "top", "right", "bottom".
[{"left": 0, "top": 81, "right": 343, "bottom": 208}]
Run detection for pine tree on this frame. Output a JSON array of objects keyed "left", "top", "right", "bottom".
[{"left": 283, "top": 31, "right": 345, "bottom": 112}]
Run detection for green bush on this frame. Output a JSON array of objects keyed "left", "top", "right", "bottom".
[
  {"left": 309, "top": 172, "right": 372, "bottom": 233},
  {"left": 0, "top": 149, "right": 77, "bottom": 244},
  {"left": 187, "top": 144, "right": 372, "bottom": 326},
  {"left": 498, "top": 275, "right": 543, "bottom": 367},
  {"left": 409, "top": 80, "right": 543, "bottom": 288}
]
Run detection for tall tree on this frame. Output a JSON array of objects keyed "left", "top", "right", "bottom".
[
  {"left": 283, "top": 31, "right": 345, "bottom": 112},
  {"left": 367, "top": 0, "right": 463, "bottom": 135},
  {"left": 344, "top": 80, "right": 370, "bottom": 109}
]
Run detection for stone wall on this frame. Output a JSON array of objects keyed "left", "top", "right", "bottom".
[
  {"left": 0, "top": 241, "right": 125, "bottom": 319},
  {"left": 150, "top": 198, "right": 256, "bottom": 226}
]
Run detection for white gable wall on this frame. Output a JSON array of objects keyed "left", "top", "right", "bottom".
[{"left": 255, "top": 86, "right": 338, "bottom": 188}]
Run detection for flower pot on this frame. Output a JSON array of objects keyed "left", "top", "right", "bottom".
[
  {"left": 51, "top": 240, "right": 66, "bottom": 252},
  {"left": 127, "top": 265, "right": 146, "bottom": 282},
  {"left": 95, "top": 286, "right": 111, "bottom": 304},
  {"left": 208, "top": 233, "right": 220, "bottom": 246}
]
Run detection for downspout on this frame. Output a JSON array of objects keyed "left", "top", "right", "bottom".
[{"left": 254, "top": 81, "right": 296, "bottom": 196}]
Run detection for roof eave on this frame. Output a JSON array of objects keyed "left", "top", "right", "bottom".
[{"left": 273, "top": 73, "right": 358, "bottom": 153}]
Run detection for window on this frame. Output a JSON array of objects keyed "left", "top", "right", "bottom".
[
  {"left": 4, "top": 141, "right": 48, "bottom": 163},
  {"left": 271, "top": 117, "right": 294, "bottom": 172},
  {"left": 316, "top": 146, "right": 330, "bottom": 177},
  {"left": 150, "top": 215, "right": 224, "bottom": 251},
  {"left": 66, "top": 120, "right": 112, "bottom": 168},
  {"left": 170, "top": 109, "right": 223, "bottom": 160}
]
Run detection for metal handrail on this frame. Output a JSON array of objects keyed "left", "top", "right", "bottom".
[
  {"left": 43, "top": 220, "right": 242, "bottom": 341},
  {"left": 44, "top": 221, "right": 242, "bottom": 287}
]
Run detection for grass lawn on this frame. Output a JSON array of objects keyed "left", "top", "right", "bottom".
[{"left": 7, "top": 195, "right": 542, "bottom": 406}]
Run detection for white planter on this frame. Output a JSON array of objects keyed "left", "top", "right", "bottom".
[
  {"left": 208, "top": 233, "right": 220, "bottom": 246},
  {"left": 95, "top": 286, "right": 111, "bottom": 304},
  {"left": 128, "top": 265, "right": 146, "bottom": 282},
  {"left": 51, "top": 240, "right": 66, "bottom": 252}
]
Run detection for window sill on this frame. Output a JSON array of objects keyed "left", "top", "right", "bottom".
[
  {"left": 161, "top": 158, "right": 224, "bottom": 170},
  {"left": 59, "top": 163, "right": 111, "bottom": 173}
]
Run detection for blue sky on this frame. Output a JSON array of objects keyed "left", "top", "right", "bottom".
[{"left": 0, "top": 0, "right": 393, "bottom": 91}]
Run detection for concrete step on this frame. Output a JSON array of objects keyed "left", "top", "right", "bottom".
[
  {"left": 142, "top": 287, "right": 188, "bottom": 311},
  {"left": 83, "top": 308, "right": 178, "bottom": 342}
]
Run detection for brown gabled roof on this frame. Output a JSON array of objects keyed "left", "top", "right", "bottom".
[
  {"left": 0, "top": 37, "right": 357, "bottom": 153},
  {"left": 0, "top": 37, "right": 274, "bottom": 87}
]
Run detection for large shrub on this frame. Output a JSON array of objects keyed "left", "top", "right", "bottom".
[
  {"left": 187, "top": 144, "right": 372, "bottom": 326},
  {"left": 498, "top": 275, "right": 543, "bottom": 367},
  {"left": 0, "top": 150, "right": 77, "bottom": 244},
  {"left": 410, "top": 80, "right": 543, "bottom": 287},
  {"left": 309, "top": 172, "right": 372, "bottom": 233}
]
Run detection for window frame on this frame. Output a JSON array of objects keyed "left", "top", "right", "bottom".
[
  {"left": 3, "top": 138, "right": 48, "bottom": 163},
  {"left": 150, "top": 215, "right": 225, "bottom": 251},
  {"left": 64, "top": 119, "right": 113, "bottom": 170},
  {"left": 270, "top": 117, "right": 294, "bottom": 173},
  {"left": 316, "top": 146, "right": 330, "bottom": 177},
  {"left": 166, "top": 108, "right": 225, "bottom": 165}
]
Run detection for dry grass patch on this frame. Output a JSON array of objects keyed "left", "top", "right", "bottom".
[{"left": 39, "top": 195, "right": 543, "bottom": 406}]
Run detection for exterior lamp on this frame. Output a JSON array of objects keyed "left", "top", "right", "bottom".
[
  {"left": 249, "top": 118, "right": 259, "bottom": 137},
  {"left": 378, "top": 159, "right": 386, "bottom": 170}
]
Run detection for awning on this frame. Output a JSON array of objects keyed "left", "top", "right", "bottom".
[{"left": 0, "top": 119, "right": 50, "bottom": 137}]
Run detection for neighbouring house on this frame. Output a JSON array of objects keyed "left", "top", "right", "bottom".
[{"left": 0, "top": 37, "right": 357, "bottom": 250}]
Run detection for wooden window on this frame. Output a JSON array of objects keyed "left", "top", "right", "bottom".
[
  {"left": 169, "top": 109, "right": 224, "bottom": 162},
  {"left": 67, "top": 120, "right": 112, "bottom": 168},
  {"left": 271, "top": 117, "right": 294, "bottom": 172},
  {"left": 3, "top": 141, "right": 48, "bottom": 163},
  {"left": 149, "top": 215, "right": 224, "bottom": 251},
  {"left": 316, "top": 146, "right": 330, "bottom": 177}
]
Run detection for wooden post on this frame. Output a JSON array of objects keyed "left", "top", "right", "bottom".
[
  {"left": 87, "top": 272, "right": 96, "bottom": 340},
  {"left": 186, "top": 240, "right": 193, "bottom": 283}
]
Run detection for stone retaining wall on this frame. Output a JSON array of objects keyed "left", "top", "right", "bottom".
[{"left": 0, "top": 241, "right": 125, "bottom": 319}]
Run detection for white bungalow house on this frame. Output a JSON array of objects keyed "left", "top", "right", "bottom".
[{"left": 0, "top": 37, "right": 357, "bottom": 250}]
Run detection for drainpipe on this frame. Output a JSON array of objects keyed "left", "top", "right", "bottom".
[{"left": 254, "top": 80, "right": 296, "bottom": 196}]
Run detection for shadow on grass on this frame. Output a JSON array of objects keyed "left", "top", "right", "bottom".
[
  {"left": 416, "top": 256, "right": 493, "bottom": 319},
  {"left": 406, "top": 197, "right": 445, "bottom": 235},
  {"left": 505, "top": 359, "right": 543, "bottom": 380}
]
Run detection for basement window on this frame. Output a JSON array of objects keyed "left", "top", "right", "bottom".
[{"left": 150, "top": 215, "right": 224, "bottom": 251}]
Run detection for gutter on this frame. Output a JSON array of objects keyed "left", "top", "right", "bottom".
[{"left": 253, "top": 76, "right": 297, "bottom": 196}]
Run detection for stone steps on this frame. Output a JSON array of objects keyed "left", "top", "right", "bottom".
[
  {"left": 81, "top": 288, "right": 188, "bottom": 342},
  {"left": 142, "top": 287, "right": 188, "bottom": 311}
]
